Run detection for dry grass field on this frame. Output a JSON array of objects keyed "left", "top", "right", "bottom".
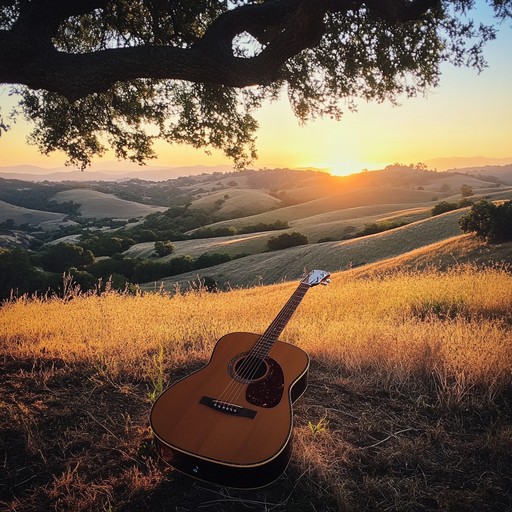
[
  {"left": 0, "top": 199, "right": 67, "bottom": 227},
  {"left": 149, "top": 208, "right": 471, "bottom": 290},
  {"left": 196, "top": 187, "right": 439, "bottom": 231},
  {"left": 126, "top": 205, "right": 431, "bottom": 261},
  {"left": 190, "top": 189, "right": 281, "bottom": 217},
  {"left": 52, "top": 190, "right": 167, "bottom": 219},
  {"left": 352, "top": 234, "right": 512, "bottom": 276},
  {"left": 1, "top": 265, "right": 511, "bottom": 511}
]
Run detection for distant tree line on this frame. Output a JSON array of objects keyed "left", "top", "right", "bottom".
[
  {"left": 0, "top": 242, "right": 244, "bottom": 299},
  {"left": 0, "top": 179, "right": 82, "bottom": 215},
  {"left": 46, "top": 213, "right": 292, "bottom": 257},
  {"left": 26, "top": 205, "right": 225, "bottom": 252},
  {"left": 193, "top": 220, "right": 290, "bottom": 239}
]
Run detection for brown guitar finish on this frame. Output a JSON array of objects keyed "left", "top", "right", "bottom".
[
  {"left": 150, "top": 269, "right": 330, "bottom": 488},
  {"left": 150, "top": 332, "right": 309, "bottom": 486}
]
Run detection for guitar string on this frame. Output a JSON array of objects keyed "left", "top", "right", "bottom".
[
  {"left": 214, "top": 313, "right": 293, "bottom": 407},
  {"left": 217, "top": 285, "right": 308, "bottom": 406},
  {"left": 213, "top": 313, "right": 287, "bottom": 406},
  {"left": 222, "top": 289, "right": 307, "bottom": 406},
  {"left": 214, "top": 285, "right": 306, "bottom": 407},
  {"left": 235, "top": 277, "right": 326, "bottom": 399},
  {"left": 237, "top": 285, "right": 308, "bottom": 386},
  {"left": 215, "top": 284, "right": 310, "bottom": 408}
]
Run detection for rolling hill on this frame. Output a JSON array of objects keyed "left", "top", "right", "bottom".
[
  {"left": 126, "top": 204, "right": 433, "bottom": 260},
  {"left": 459, "top": 164, "right": 512, "bottom": 185},
  {"left": 2, "top": 167, "right": 511, "bottom": 292},
  {"left": 0, "top": 199, "right": 70, "bottom": 228},
  {"left": 124, "top": 232, "right": 273, "bottom": 259},
  {"left": 189, "top": 187, "right": 443, "bottom": 233},
  {"left": 349, "top": 233, "right": 512, "bottom": 276},
  {"left": 141, "top": 208, "right": 474, "bottom": 290},
  {"left": 52, "top": 189, "right": 168, "bottom": 218},
  {"left": 190, "top": 188, "right": 281, "bottom": 216}
]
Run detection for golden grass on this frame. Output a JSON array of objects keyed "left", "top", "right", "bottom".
[
  {"left": 53, "top": 189, "right": 166, "bottom": 219},
  {"left": 353, "top": 234, "right": 512, "bottom": 276},
  {"left": 197, "top": 187, "right": 438, "bottom": 229},
  {"left": 1, "top": 266, "right": 511, "bottom": 511},
  {"left": 152, "top": 209, "right": 471, "bottom": 289},
  {"left": 0, "top": 198, "right": 66, "bottom": 225},
  {"left": 190, "top": 188, "right": 281, "bottom": 216},
  {"left": 2, "top": 266, "right": 511, "bottom": 402}
]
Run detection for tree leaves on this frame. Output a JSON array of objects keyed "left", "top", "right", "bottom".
[{"left": 1, "top": 0, "right": 510, "bottom": 168}]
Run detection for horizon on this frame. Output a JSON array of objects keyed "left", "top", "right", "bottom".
[{"left": 0, "top": 155, "right": 512, "bottom": 181}]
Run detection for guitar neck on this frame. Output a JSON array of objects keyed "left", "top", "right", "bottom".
[{"left": 250, "top": 282, "right": 311, "bottom": 358}]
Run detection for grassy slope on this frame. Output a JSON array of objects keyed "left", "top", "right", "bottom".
[
  {"left": 462, "top": 165, "right": 512, "bottom": 185},
  {"left": 442, "top": 187, "right": 512, "bottom": 203},
  {"left": 190, "top": 187, "right": 440, "bottom": 231},
  {"left": 52, "top": 189, "right": 167, "bottom": 218},
  {"left": 420, "top": 173, "right": 498, "bottom": 192},
  {"left": 1, "top": 266, "right": 511, "bottom": 511},
  {"left": 139, "top": 186, "right": 512, "bottom": 287},
  {"left": 124, "top": 232, "right": 275, "bottom": 259},
  {"left": 190, "top": 188, "right": 281, "bottom": 216},
  {"left": 349, "top": 234, "right": 512, "bottom": 276},
  {"left": 143, "top": 208, "right": 470, "bottom": 289},
  {"left": 290, "top": 205, "right": 430, "bottom": 242},
  {"left": 0, "top": 199, "right": 66, "bottom": 226},
  {"left": 124, "top": 205, "right": 430, "bottom": 260}
]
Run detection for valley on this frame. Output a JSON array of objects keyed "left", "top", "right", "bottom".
[{"left": 1, "top": 163, "right": 512, "bottom": 297}]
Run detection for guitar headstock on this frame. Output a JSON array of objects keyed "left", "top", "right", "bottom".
[{"left": 301, "top": 269, "right": 331, "bottom": 287}]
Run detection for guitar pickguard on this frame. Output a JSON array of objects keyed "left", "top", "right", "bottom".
[{"left": 246, "top": 358, "right": 284, "bottom": 408}]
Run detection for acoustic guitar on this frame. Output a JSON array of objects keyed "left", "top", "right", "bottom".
[{"left": 150, "top": 269, "right": 331, "bottom": 488}]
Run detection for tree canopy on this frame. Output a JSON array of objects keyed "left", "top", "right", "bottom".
[
  {"left": 1, "top": 0, "right": 510, "bottom": 168},
  {"left": 459, "top": 199, "right": 512, "bottom": 243}
]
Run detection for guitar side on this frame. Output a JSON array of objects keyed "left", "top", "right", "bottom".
[{"left": 150, "top": 332, "right": 309, "bottom": 488}]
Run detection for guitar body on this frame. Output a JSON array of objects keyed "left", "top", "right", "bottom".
[{"left": 150, "top": 332, "right": 309, "bottom": 488}]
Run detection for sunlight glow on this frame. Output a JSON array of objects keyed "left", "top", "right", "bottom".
[{"left": 0, "top": 18, "right": 511, "bottom": 174}]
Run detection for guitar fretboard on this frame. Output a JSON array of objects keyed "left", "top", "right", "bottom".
[{"left": 249, "top": 282, "right": 310, "bottom": 359}]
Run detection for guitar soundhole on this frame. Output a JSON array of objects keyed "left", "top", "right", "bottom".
[{"left": 231, "top": 354, "right": 268, "bottom": 383}]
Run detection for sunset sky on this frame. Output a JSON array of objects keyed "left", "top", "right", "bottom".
[{"left": 1, "top": 5, "right": 511, "bottom": 176}]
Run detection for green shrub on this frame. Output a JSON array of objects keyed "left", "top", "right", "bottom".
[
  {"left": 267, "top": 232, "right": 308, "bottom": 251},
  {"left": 459, "top": 199, "right": 512, "bottom": 243},
  {"left": 38, "top": 243, "right": 94, "bottom": 273},
  {"left": 431, "top": 198, "right": 473, "bottom": 217},
  {"left": 357, "top": 220, "right": 406, "bottom": 237},
  {"left": 154, "top": 240, "right": 175, "bottom": 256}
]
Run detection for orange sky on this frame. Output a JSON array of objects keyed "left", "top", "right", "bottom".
[{"left": 1, "top": 9, "right": 511, "bottom": 176}]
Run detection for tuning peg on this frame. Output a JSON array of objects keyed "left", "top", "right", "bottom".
[{"left": 321, "top": 279, "right": 331, "bottom": 285}]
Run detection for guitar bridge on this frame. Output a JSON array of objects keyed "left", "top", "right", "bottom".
[{"left": 200, "top": 396, "right": 257, "bottom": 419}]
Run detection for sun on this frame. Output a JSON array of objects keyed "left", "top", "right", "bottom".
[{"left": 306, "top": 158, "right": 384, "bottom": 177}]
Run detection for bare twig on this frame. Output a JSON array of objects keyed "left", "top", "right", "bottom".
[{"left": 360, "top": 427, "right": 414, "bottom": 449}]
